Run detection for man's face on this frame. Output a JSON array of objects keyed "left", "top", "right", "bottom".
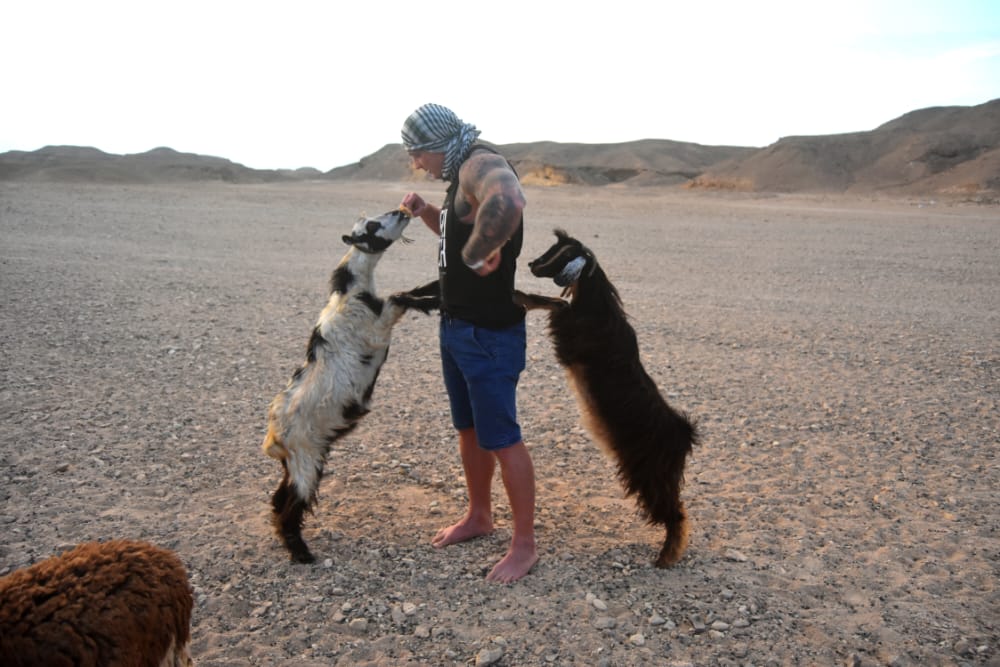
[{"left": 408, "top": 150, "right": 445, "bottom": 179}]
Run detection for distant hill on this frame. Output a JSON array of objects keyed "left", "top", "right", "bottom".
[
  {"left": 2, "top": 99, "right": 997, "bottom": 196},
  {"left": 688, "top": 98, "right": 1000, "bottom": 196},
  {"left": 0, "top": 146, "right": 304, "bottom": 184},
  {"left": 326, "top": 139, "right": 754, "bottom": 187}
]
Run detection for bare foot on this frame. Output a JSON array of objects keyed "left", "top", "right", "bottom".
[
  {"left": 432, "top": 514, "right": 493, "bottom": 548},
  {"left": 485, "top": 543, "right": 539, "bottom": 583}
]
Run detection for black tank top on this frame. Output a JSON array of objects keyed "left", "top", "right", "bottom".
[{"left": 438, "top": 146, "right": 525, "bottom": 328}]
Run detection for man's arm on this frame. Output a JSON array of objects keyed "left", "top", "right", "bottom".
[{"left": 458, "top": 152, "right": 526, "bottom": 275}]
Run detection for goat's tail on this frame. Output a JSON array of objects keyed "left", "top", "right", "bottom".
[{"left": 262, "top": 422, "right": 288, "bottom": 460}]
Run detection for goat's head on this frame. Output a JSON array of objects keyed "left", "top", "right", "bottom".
[
  {"left": 342, "top": 208, "right": 413, "bottom": 254},
  {"left": 528, "top": 229, "right": 595, "bottom": 287}
]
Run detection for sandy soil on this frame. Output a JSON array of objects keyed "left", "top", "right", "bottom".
[{"left": 1, "top": 181, "right": 997, "bottom": 666}]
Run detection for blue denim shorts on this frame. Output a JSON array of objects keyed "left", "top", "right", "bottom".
[{"left": 439, "top": 316, "right": 526, "bottom": 450}]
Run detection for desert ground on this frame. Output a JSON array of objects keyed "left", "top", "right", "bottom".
[{"left": 1, "top": 181, "right": 997, "bottom": 666}]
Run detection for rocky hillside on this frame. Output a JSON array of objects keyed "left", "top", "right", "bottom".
[
  {"left": 327, "top": 140, "right": 754, "bottom": 187},
  {"left": 688, "top": 98, "right": 1000, "bottom": 196},
  {"left": 3, "top": 99, "right": 997, "bottom": 195},
  {"left": 0, "top": 146, "right": 315, "bottom": 184}
]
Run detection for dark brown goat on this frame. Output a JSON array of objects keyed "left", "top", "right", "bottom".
[
  {"left": 515, "top": 229, "right": 697, "bottom": 567},
  {"left": 0, "top": 539, "right": 194, "bottom": 666}
]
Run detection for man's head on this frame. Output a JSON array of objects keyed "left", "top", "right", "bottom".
[
  {"left": 406, "top": 149, "right": 445, "bottom": 180},
  {"left": 401, "top": 103, "right": 481, "bottom": 181}
]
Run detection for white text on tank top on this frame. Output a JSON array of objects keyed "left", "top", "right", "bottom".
[{"left": 438, "top": 207, "right": 448, "bottom": 268}]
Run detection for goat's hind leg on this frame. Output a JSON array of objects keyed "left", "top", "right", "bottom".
[
  {"left": 513, "top": 290, "right": 568, "bottom": 312},
  {"left": 271, "top": 460, "right": 316, "bottom": 563},
  {"left": 654, "top": 500, "right": 689, "bottom": 568}
]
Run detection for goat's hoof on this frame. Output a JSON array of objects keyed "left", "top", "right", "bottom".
[
  {"left": 282, "top": 537, "right": 316, "bottom": 564},
  {"left": 654, "top": 544, "right": 685, "bottom": 568},
  {"left": 290, "top": 549, "right": 316, "bottom": 564},
  {"left": 654, "top": 556, "right": 677, "bottom": 569}
]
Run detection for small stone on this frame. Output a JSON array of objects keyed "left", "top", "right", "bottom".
[
  {"left": 322, "top": 558, "right": 333, "bottom": 569},
  {"left": 629, "top": 633, "right": 646, "bottom": 646},
  {"left": 592, "top": 598, "right": 608, "bottom": 611},
  {"left": 649, "top": 614, "right": 666, "bottom": 626},
  {"left": 711, "top": 620, "right": 730, "bottom": 631},
  {"left": 593, "top": 616, "right": 617, "bottom": 629},
  {"left": 724, "top": 549, "right": 748, "bottom": 562},
  {"left": 689, "top": 615, "right": 706, "bottom": 634},
  {"left": 390, "top": 606, "right": 405, "bottom": 625},
  {"left": 733, "top": 619, "right": 750, "bottom": 628},
  {"left": 348, "top": 618, "right": 368, "bottom": 632},
  {"left": 413, "top": 625, "right": 430, "bottom": 638},
  {"left": 402, "top": 601, "right": 418, "bottom": 616},
  {"left": 476, "top": 646, "right": 504, "bottom": 666}
]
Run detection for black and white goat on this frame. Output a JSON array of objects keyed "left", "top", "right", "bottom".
[
  {"left": 263, "top": 208, "right": 438, "bottom": 563},
  {"left": 515, "top": 229, "right": 697, "bottom": 567}
]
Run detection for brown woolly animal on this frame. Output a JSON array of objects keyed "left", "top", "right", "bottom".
[
  {"left": 515, "top": 229, "right": 698, "bottom": 567},
  {"left": 0, "top": 539, "right": 194, "bottom": 666},
  {"left": 263, "top": 208, "right": 438, "bottom": 563}
]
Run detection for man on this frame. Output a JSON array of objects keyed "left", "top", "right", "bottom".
[{"left": 400, "top": 103, "right": 537, "bottom": 583}]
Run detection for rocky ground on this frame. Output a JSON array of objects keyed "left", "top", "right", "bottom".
[{"left": 1, "top": 181, "right": 997, "bottom": 666}]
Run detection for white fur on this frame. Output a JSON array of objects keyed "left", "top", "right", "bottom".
[
  {"left": 266, "top": 247, "right": 408, "bottom": 499},
  {"left": 262, "top": 209, "right": 443, "bottom": 568}
]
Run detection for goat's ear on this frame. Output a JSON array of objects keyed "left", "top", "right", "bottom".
[{"left": 554, "top": 228, "right": 569, "bottom": 241}]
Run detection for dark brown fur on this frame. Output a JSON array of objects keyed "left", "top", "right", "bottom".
[
  {"left": 0, "top": 540, "right": 194, "bottom": 666},
  {"left": 516, "top": 229, "right": 697, "bottom": 567}
]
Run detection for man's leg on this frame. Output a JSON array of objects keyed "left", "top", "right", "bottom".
[
  {"left": 432, "top": 427, "right": 495, "bottom": 547},
  {"left": 486, "top": 441, "right": 538, "bottom": 583}
]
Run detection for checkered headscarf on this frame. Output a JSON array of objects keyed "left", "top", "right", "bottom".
[{"left": 401, "top": 103, "right": 481, "bottom": 181}]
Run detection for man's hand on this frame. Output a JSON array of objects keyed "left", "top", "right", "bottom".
[
  {"left": 401, "top": 192, "right": 426, "bottom": 217},
  {"left": 402, "top": 192, "right": 441, "bottom": 235},
  {"left": 465, "top": 249, "right": 502, "bottom": 276}
]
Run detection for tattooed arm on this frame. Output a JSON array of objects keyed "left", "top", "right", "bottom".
[{"left": 457, "top": 152, "right": 526, "bottom": 276}]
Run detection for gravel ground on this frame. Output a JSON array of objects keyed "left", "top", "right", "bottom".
[{"left": 1, "top": 181, "right": 997, "bottom": 666}]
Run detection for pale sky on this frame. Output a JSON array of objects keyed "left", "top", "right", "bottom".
[{"left": 3, "top": 0, "right": 998, "bottom": 171}]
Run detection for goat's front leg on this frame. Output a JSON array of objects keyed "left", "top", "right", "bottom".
[
  {"left": 514, "top": 290, "right": 568, "bottom": 312},
  {"left": 389, "top": 280, "right": 440, "bottom": 315}
]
